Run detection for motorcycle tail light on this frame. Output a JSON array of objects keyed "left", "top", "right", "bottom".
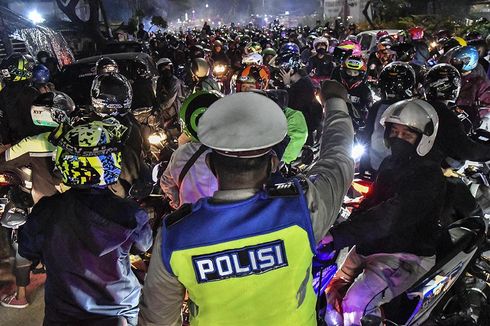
[
  {"left": 352, "top": 179, "right": 372, "bottom": 196},
  {"left": 0, "top": 174, "right": 11, "bottom": 186}
]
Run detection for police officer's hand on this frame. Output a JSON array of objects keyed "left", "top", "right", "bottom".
[{"left": 320, "top": 80, "right": 348, "bottom": 103}]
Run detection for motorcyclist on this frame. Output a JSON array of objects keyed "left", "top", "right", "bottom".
[
  {"left": 95, "top": 57, "right": 119, "bottom": 75},
  {"left": 139, "top": 81, "right": 354, "bottom": 325},
  {"left": 452, "top": 46, "right": 490, "bottom": 128},
  {"left": 18, "top": 119, "right": 152, "bottom": 325},
  {"left": 322, "top": 99, "right": 445, "bottom": 326},
  {"left": 90, "top": 73, "right": 150, "bottom": 198},
  {"left": 335, "top": 55, "right": 372, "bottom": 130},
  {"left": 363, "top": 62, "right": 417, "bottom": 173},
  {"left": 408, "top": 26, "right": 430, "bottom": 66},
  {"left": 0, "top": 91, "right": 74, "bottom": 309},
  {"left": 190, "top": 57, "right": 220, "bottom": 92},
  {"left": 36, "top": 50, "right": 59, "bottom": 79},
  {"left": 211, "top": 40, "right": 230, "bottom": 66},
  {"left": 0, "top": 53, "right": 49, "bottom": 146},
  {"left": 275, "top": 43, "right": 322, "bottom": 144},
  {"left": 307, "top": 36, "right": 335, "bottom": 79},
  {"left": 367, "top": 36, "right": 395, "bottom": 80},
  {"left": 160, "top": 91, "right": 221, "bottom": 209},
  {"left": 235, "top": 65, "right": 308, "bottom": 167},
  {"left": 31, "top": 64, "right": 52, "bottom": 94},
  {"left": 262, "top": 47, "right": 277, "bottom": 66},
  {"left": 155, "top": 57, "right": 185, "bottom": 130}
]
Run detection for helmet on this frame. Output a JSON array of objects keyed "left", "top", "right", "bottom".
[
  {"left": 31, "top": 64, "right": 50, "bottom": 85},
  {"left": 279, "top": 42, "right": 300, "bottom": 56},
  {"left": 55, "top": 118, "right": 127, "bottom": 187},
  {"left": 262, "top": 48, "right": 277, "bottom": 57},
  {"left": 95, "top": 57, "right": 119, "bottom": 75},
  {"left": 378, "top": 62, "right": 416, "bottom": 100},
  {"left": 236, "top": 65, "right": 270, "bottom": 92},
  {"left": 179, "top": 90, "right": 222, "bottom": 141},
  {"left": 443, "top": 37, "right": 467, "bottom": 53},
  {"left": 450, "top": 46, "right": 479, "bottom": 73},
  {"left": 423, "top": 64, "right": 461, "bottom": 102},
  {"left": 31, "top": 91, "right": 75, "bottom": 127},
  {"left": 380, "top": 99, "right": 439, "bottom": 156},
  {"left": 408, "top": 26, "right": 424, "bottom": 40},
  {"left": 36, "top": 50, "right": 50, "bottom": 64},
  {"left": 376, "top": 30, "right": 389, "bottom": 41},
  {"left": 156, "top": 57, "right": 173, "bottom": 69},
  {"left": 378, "top": 35, "right": 394, "bottom": 48},
  {"left": 189, "top": 45, "right": 205, "bottom": 59},
  {"left": 191, "top": 58, "right": 210, "bottom": 79},
  {"left": 91, "top": 73, "right": 133, "bottom": 116},
  {"left": 197, "top": 92, "right": 287, "bottom": 156},
  {"left": 313, "top": 36, "right": 329, "bottom": 49},
  {"left": 242, "top": 53, "right": 263, "bottom": 66},
  {"left": 340, "top": 55, "right": 367, "bottom": 90},
  {"left": 334, "top": 40, "right": 362, "bottom": 62},
  {"left": 245, "top": 42, "right": 263, "bottom": 55},
  {"left": 0, "top": 53, "right": 34, "bottom": 82},
  {"left": 465, "top": 31, "right": 483, "bottom": 42},
  {"left": 213, "top": 40, "right": 223, "bottom": 48}
]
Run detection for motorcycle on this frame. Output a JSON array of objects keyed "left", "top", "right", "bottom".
[
  {"left": 313, "top": 215, "right": 490, "bottom": 326},
  {"left": 212, "top": 63, "right": 230, "bottom": 94}
]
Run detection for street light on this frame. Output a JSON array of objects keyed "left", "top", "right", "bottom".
[
  {"left": 28, "top": 10, "right": 45, "bottom": 24},
  {"left": 206, "top": 4, "right": 209, "bottom": 8}
]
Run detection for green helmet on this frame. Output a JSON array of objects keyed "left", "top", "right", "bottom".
[
  {"left": 55, "top": 118, "right": 127, "bottom": 187},
  {"left": 262, "top": 48, "right": 277, "bottom": 57},
  {"left": 179, "top": 90, "right": 222, "bottom": 142}
]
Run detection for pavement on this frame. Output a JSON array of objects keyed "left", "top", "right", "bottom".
[{"left": 0, "top": 273, "right": 46, "bottom": 325}]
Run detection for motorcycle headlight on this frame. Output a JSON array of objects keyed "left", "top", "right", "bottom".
[
  {"left": 351, "top": 143, "right": 365, "bottom": 161},
  {"left": 213, "top": 65, "right": 226, "bottom": 74},
  {"left": 148, "top": 132, "right": 167, "bottom": 145}
]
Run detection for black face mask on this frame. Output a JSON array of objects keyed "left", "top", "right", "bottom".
[
  {"left": 317, "top": 48, "right": 327, "bottom": 55},
  {"left": 388, "top": 137, "right": 415, "bottom": 160},
  {"left": 160, "top": 69, "right": 173, "bottom": 79}
]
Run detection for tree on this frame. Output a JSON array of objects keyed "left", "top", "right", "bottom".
[{"left": 55, "top": 0, "right": 107, "bottom": 45}]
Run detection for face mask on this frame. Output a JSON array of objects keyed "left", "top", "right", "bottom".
[
  {"left": 160, "top": 69, "right": 172, "bottom": 79},
  {"left": 388, "top": 137, "right": 415, "bottom": 160},
  {"left": 317, "top": 48, "right": 326, "bottom": 55}
]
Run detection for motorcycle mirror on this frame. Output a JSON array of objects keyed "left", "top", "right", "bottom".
[
  {"left": 360, "top": 315, "right": 383, "bottom": 326},
  {"left": 128, "top": 181, "right": 154, "bottom": 199}
]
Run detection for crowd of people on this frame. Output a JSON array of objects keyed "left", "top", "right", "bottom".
[{"left": 0, "top": 18, "right": 489, "bottom": 326}]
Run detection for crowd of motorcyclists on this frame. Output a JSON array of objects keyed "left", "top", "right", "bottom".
[{"left": 0, "top": 18, "right": 489, "bottom": 326}]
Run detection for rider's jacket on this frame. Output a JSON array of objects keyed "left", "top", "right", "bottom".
[{"left": 161, "top": 182, "right": 317, "bottom": 326}]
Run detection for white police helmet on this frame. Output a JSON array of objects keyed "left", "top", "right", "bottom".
[{"left": 197, "top": 92, "right": 287, "bottom": 158}]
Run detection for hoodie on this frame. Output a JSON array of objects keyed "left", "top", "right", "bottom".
[{"left": 19, "top": 188, "right": 152, "bottom": 324}]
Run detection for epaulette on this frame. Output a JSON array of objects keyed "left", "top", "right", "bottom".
[
  {"left": 164, "top": 203, "right": 193, "bottom": 228},
  {"left": 267, "top": 177, "right": 309, "bottom": 197}
]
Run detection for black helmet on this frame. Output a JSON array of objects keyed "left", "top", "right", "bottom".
[
  {"left": 0, "top": 53, "right": 34, "bottom": 82},
  {"left": 95, "top": 57, "right": 119, "bottom": 75},
  {"left": 90, "top": 73, "right": 132, "bottom": 116},
  {"left": 189, "top": 45, "right": 205, "bottom": 59},
  {"left": 191, "top": 58, "right": 210, "bottom": 79},
  {"left": 423, "top": 64, "right": 461, "bottom": 102},
  {"left": 378, "top": 61, "right": 416, "bottom": 100}
]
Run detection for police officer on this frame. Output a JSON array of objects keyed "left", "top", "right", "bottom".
[{"left": 139, "top": 81, "right": 354, "bottom": 325}]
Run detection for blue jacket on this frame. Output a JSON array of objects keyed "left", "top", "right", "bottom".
[{"left": 19, "top": 188, "right": 152, "bottom": 323}]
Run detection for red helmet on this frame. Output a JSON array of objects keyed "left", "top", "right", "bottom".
[
  {"left": 409, "top": 26, "right": 424, "bottom": 41},
  {"left": 376, "top": 30, "right": 389, "bottom": 41}
]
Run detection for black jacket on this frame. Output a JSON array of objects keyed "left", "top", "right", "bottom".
[
  {"left": 331, "top": 154, "right": 446, "bottom": 256},
  {"left": 428, "top": 100, "right": 490, "bottom": 164}
]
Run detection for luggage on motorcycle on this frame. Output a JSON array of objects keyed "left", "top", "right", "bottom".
[{"left": 0, "top": 206, "right": 27, "bottom": 229}]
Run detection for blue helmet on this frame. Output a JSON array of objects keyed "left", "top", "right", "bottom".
[
  {"left": 32, "top": 64, "right": 50, "bottom": 85},
  {"left": 450, "top": 46, "right": 479, "bottom": 72},
  {"left": 279, "top": 42, "right": 300, "bottom": 56}
]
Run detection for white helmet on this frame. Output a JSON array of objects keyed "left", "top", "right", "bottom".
[
  {"left": 242, "top": 53, "right": 263, "bottom": 66},
  {"left": 313, "top": 36, "right": 329, "bottom": 49},
  {"left": 380, "top": 99, "right": 439, "bottom": 157}
]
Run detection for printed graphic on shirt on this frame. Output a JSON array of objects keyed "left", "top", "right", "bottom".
[{"left": 192, "top": 240, "right": 288, "bottom": 283}]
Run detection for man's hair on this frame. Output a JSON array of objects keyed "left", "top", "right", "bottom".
[{"left": 210, "top": 151, "right": 271, "bottom": 179}]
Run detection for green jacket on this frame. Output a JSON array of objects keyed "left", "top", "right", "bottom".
[{"left": 282, "top": 107, "right": 308, "bottom": 164}]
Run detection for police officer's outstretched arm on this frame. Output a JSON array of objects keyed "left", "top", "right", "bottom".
[{"left": 306, "top": 81, "right": 355, "bottom": 243}]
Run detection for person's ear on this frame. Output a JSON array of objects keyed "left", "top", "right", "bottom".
[
  {"left": 270, "top": 153, "right": 280, "bottom": 173},
  {"left": 206, "top": 153, "right": 217, "bottom": 176}
]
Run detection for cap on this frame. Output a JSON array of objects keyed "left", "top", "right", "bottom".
[{"left": 197, "top": 93, "right": 288, "bottom": 158}]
